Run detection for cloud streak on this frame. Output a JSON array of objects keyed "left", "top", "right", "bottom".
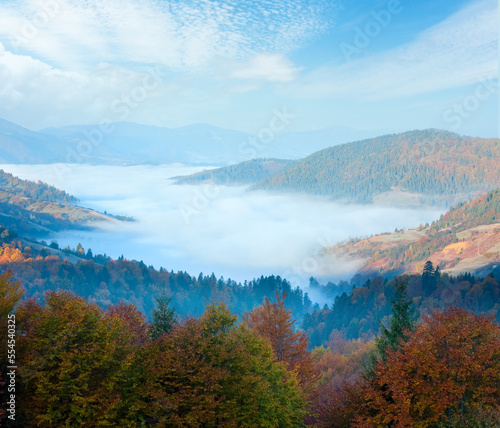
[
  {"left": 228, "top": 54, "right": 300, "bottom": 83},
  {"left": 287, "top": 0, "right": 498, "bottom": 100}
]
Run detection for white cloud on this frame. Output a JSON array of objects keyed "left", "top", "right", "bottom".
[
  {"left": 0, "top": 45, "right": 172, "bottom": 128},
  {"left": 0, "top": 0, "right": 330, "bottom": 70},
  {"left": 228, "top": 53, "right": 300, "bottom": 83},
  {"left": 0, "top": 41, "right": 301, "bottom": 129},
  {"left": 0, "top": 0, "right": 328, "bottom": 127},
  {"left": 288, "top": 0, "right": 498, "bottom": 100}
]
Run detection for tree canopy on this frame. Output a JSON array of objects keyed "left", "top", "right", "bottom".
[{"left": 357, "top": 307, "right": 500, "bottom": 427}]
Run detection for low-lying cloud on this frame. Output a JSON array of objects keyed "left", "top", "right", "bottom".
[{"left": 3, "top": 164, "right": 444, "bottom": 286}]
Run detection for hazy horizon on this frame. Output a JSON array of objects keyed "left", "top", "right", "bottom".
[{"left": 5, "top": 116, "right": 497, "bottom": 140}]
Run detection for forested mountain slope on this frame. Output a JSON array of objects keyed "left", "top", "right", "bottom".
[
  {"left": 0, "top": 169, "right": 130, "bottom": 236},
  {"left": 0, "top": 169, "right": 77, "bottom": 203},
  {"left": 0, "top": 225, "right": 308, "bottom": 320},
  {"left": 304, "top": 269, "right": 500, "bottom": 347},
  {"left": 174, "top": 158, "right": 297, "bottom": 185},
  {"left": 254, "top": 129, "right": 499, "bottom": 204},
  {"left": 327, "top": 189, "right": 500, "bottom": 278}
]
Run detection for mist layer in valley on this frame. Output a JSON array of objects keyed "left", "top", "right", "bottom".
[{"left": 2, "top": 164, "right": 445, "bottom": 286}]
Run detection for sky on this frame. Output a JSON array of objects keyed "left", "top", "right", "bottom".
[{"left": 0, "top": 0, "right": 497, "bottom": 137}]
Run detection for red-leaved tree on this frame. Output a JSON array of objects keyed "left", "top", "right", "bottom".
[{"left": 356, "top": 307, "right": 500, "bottom": 427}]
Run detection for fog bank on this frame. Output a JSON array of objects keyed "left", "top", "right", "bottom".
[{"left": 2, "top": 164, "right": 444, "bottom": 286}]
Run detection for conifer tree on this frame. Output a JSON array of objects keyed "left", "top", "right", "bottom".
[
  {"left": 422, "top": 260, "right": 436, "bottom": 295},
  {"left": 149, "top": 287, "right": 177, "bottom": 341},
  {"left": 376, "top": 277, "right": 417, "bottom": 362},
  {"left": 434, "top": 265, "right": 441, "bottom": 282}
]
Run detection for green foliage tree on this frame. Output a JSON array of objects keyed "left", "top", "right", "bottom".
[
  {"left": 0, "top": 271, "right": 23, "bottom": 318},
  {"left": 149, "top": 288, "right": 177, "bottom": 340},
  {"left": 128, "top": 303, "right": 306, "bottom": 427},
  {"left": 0, "top": 272, "right": 23, "bottom": 424},
  {"left": 376, "top": 277, "right": 417, "bottom": 362},
  {"left": 17, "top": 292, "right": 134, "bottom": 427}
]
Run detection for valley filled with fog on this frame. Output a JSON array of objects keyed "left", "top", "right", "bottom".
[{"left": 3, "top": 164, "right": 444, "bottom": 286}]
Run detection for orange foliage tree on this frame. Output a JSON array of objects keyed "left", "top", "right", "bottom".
[
  {"left": 105, "top": 302, "right": 150, "bottom": 346},
  {"left": 307, "top": 332, "right": 374, "bottom": 427},
  {"left": 356, "top": 307, "right": 500, "bottom": 427},
  {"left": 243, "top": 292, "right": 318, "bottom": 391}
]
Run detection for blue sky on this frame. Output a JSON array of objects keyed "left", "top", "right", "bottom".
[{"left": 0, "top": 0, "right": 497, "bottom": 137}]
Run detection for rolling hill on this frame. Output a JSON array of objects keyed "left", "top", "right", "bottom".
[
  {"left": 253, "top": 129, "right": 500, "bottom": 205},
  {"left": 0, "top": 169, "right": 129, "bottom": 236},
  {"left": 0, "top": 118, "right": 65, "bottom": 163},
  {"left": 173, "top": 158, "right": 297, "bottom": 185},
  {"left": 327, "top": 189, "right": 500, "bottom": 278}
]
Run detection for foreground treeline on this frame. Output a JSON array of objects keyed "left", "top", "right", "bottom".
[
  {"left": 309, "top": 279, "right": 500, "bottom": 427},
  {"left": 1, "top": 273, "right": 499, "bottom": 427}
]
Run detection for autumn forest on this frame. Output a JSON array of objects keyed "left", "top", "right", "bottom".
[
  {"left": 0, "top": 1, "right": 499, "bottom": 423},
  {"left": 0, "top": 138, "right": 499, "bottom": 426}
]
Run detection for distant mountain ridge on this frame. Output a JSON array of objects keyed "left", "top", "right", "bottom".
[
  {"left": 0, "top": 117, "right": 379, "bottom": 166},
  {"left": 0, "top": 118, "right": 65, "bottom": 164},
  {"left": 40, "top": 122, "right": 250, "bottom": 166}
]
